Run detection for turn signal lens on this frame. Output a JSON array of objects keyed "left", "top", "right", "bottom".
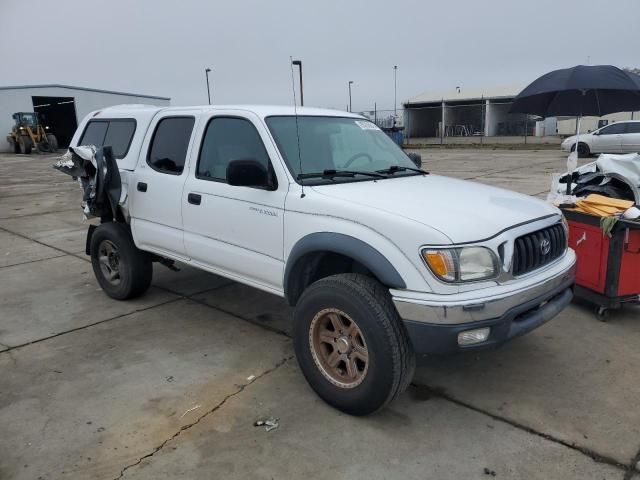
[{"left": 422, "top": 250, "right": 457, "bottom": 282}]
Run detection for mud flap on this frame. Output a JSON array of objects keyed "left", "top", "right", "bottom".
[
  {"left": 85, "top": 224, "right": 97, "bottom": 255},
  {"left": 54, "top": 146, "right": 121, "bottom": 220}
]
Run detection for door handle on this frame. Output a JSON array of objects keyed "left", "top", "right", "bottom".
[
  {"left": 137, "top": 182, "right": 147, "bottom": 192},
  {"left": 188, "top": 193, "right": 201, "bottom": 205}
]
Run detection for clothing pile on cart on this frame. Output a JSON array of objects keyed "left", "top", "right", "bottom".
[
  {"left": 549, "top": 153, "right": 640, "bottom": 317},
  {"left": 549, "top": 152, "right": 640, "bottom": 233}
]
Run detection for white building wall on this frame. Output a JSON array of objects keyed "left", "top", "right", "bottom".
[
  {"left": 557, "top": 111, "right": 640, "bottom": 135},
  {"left": 0, "top": 86, "right": 169, "bottom": 152}
]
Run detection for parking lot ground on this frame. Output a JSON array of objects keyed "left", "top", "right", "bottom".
[{"left": 1, "top": 149, "right": 639, "bottom": 479}]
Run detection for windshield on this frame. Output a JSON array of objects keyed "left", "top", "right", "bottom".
[
  {"left": 266, "top": 116, "right": 418, "bottom": 184},
  {"left": 19, "top": 113, "right": 38, "bottom": 125}
]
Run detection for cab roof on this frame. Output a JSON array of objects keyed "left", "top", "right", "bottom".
[{"left": 91, "top": 104, "right": 363, "bottom": 120}]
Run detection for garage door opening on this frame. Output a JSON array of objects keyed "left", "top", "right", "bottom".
[{"left": 32, "top": 96, "right": 78, "bottom": 148}]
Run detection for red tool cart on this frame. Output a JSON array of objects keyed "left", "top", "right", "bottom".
[{"left": 561, "top": 208, "right": 640, "bottom": 318}]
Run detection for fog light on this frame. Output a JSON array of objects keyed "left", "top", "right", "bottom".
[{"left": 458, "top": 327, "right": 490, "bottom": 346}]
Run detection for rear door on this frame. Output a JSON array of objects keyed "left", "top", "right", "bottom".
[
  {"left": 130, "top": 112, "right": 199, "bottom": 259},
  {"left": 621, "top": 122, "right": 640, "bottom": 153},
  {"left": 591, "top": 122, "right": 625, "bottom": 153},
  {"left": 182, "top": 110, "right": 287, "bottom": 292}
]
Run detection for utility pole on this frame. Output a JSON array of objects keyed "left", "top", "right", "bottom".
[
  {"left": 393, "top": 65, "right": 398, "bottom": 117},
  {"left": 205, "top": 68, "right": 212, "bottom": 105},
  {"left": 292, "top": 60, "right": 303, "bottom": 106},
  {"left": 348, "top": 81, "right": 354, "bottom": 112}
]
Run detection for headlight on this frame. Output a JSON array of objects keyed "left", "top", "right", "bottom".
[{"left": 422, "top": 246, "right": 499, "bottom": 282}]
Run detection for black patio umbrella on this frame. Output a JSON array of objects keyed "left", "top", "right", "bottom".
[
  {"left": 510, "top": 65, "right": 640, "bottom": 117},
  {"left": 511, "top": 65, "right": 640, "bottom": 194}
]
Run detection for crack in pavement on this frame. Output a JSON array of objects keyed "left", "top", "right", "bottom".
[
  {"left": 113, "top": 354, "right": 294, "bottom": 480},
  {"left": 0, "top": 297, "right": 181, "bottom": 354},
  {"left": 409, "top": 383, "right": 629, "bottom": 473},
  {"left": 0, "top": 253, "right": 68, "bottom": 270},
  {"left": 623, "top": 447, "right": 640, "bottom": 480},
  {"left": 461, "top": 158, "right": 566, "bottom": 181},
  {"left": 0, "top": 224, "right": 90, "bottom": 263},
  {"left": 0, "top": 207, "right": 80, "bottom": 221},
  {"left": 150, "top": 281, "right": 291, "bottom": 339}
]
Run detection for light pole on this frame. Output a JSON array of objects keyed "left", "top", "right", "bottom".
[
  {"left": 292, "top": 60, "right": 303, "bottom": 106},
  {"left": 205, "top": 68, "right": 212, "bottom": 105},
  {"left": 393, "top": 65, "right": 397, "bottom": 117},
  {"left": 348, "top": 80, "right": 354, "bottom": 112}
]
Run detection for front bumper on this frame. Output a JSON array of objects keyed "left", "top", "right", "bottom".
[{"left": 393, "top": 256, "right": 576, "bottom": 354}]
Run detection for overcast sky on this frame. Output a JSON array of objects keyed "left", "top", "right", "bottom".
[{"left": 1, "top": 0, "right": 637, "bottom": 112}]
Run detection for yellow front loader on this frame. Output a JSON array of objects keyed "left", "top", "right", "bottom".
[{"left": 6, "top": 112, "right": 58, "bottom": 154}]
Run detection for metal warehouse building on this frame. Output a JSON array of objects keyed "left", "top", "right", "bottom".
[
  {"left": 404, "top": 85, "right": 639, "bottom": 142},
  {"left": 0, "top": 84, "right": 170, "bottom": 152},
  {"left": 404, "top": 85, "right": 537, "bottom": 140}
]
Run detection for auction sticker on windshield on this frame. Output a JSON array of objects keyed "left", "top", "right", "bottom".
[{"left": 354, "top": 120, "right": 380, "bottom": 130}]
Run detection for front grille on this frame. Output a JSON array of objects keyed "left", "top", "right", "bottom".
[{"left": 512, "top": 223, "right": 566, "bottom": 276}]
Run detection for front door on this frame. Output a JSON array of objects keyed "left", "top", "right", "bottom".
[
  {"left": 621, "top": 122, "right": 640, "bottom": 153},
  {"left": 130, "top": 112, "right": 199, "bottom": 259},
  {"left": 591, "top": 122, "right": 625, "bottom": 153},
  {"left": 182, "top": 111, "right": 287, "bottom": 293}
]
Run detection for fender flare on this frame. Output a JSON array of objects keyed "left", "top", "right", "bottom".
[{"left": 284, "top": 232, "right": 406, "bottom": 303}]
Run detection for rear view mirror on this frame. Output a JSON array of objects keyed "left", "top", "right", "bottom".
[{"left": 227, "top": 159, "right": 271, "bottom": 189}]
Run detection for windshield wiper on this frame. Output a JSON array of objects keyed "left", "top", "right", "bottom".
[
  {"left": 297, "top": 169, "right": 387, "bottom": 180},
  {"left": 375, "top": 165, "right": 429, "bottom": 175}
]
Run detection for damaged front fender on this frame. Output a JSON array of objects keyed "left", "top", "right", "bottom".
[{"left": 54, "top": 146, "right": 122, "bottom": 220}]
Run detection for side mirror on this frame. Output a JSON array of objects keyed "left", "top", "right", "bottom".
[
  {"left": 227, "top": 159, "right": 271, "bottom": 189},
  {"left": 406, "top": 152, "right": 422, "bottom": 168}
]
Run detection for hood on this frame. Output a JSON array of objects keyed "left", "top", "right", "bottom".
[
  {"left": 310, "top": 174, "right": 559, "bottom": 243},
  {"left": 563, "top": 132, "right": 594, "bottom": 144}
]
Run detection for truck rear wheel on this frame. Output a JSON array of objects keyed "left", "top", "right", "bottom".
[
  {"left": 46, "top": 134, "right": 58, "bottom": 152},
  {"left": 90, "top": 222, "right": 152, "bottom": 300},
  {"left": 293, "top": 273, "right": 415, "bottom": 415}
]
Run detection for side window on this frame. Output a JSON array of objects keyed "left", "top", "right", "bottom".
[
  {"left": 79, "top": 121, "right": 108, "bottom": 148},
  {"left": 626, "top": 123, "right": 640, "bottom": 134},
  {"left": 103, "top": 120, "right": 136, "bottom": 158},
  {"left": 599, "top": 123, "right": 626, "bottom": 135},
  {"left": 79, "top": 119, "right": 136, "bottom": 159},
  {"left": 147, "top": 117, "right": 195, "bottom": 175},
  {"left": 197, "top": 117, "right": 271, "bottom": 182}
]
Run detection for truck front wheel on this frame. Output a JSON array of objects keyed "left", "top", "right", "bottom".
[
  {"left": 90, "top": 222, "right": 152, "bottom": 300},
  {"left": 293, "top": 273, "right": 415, "bottom": 415}
]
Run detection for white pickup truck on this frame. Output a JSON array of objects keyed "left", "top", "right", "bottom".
[{"left": 57, "top": 104, "right": 576, "bottom": 415}]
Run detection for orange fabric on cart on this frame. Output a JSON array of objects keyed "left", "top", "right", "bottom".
[{"left": 571, "top": 194, "right": 634, "bottom": 217}]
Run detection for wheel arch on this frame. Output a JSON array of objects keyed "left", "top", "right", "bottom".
[{"left": 284, "top": 232, "right": 406, "bottom": 306}]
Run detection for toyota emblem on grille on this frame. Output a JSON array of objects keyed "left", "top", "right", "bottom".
[{"left": 540, "top": 238, "right": 551, "bottom": 255}]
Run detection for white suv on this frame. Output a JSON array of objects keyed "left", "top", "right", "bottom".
[
  {"left": 57, "top": 104, "right": 576, "bottom": 415},
  {"left": 561, "top": 120, "right": 640, "bottom": 157}
]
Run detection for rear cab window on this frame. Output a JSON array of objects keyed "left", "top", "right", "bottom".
[
  {"left": 146, "top": 116, "right": 195, "bottom": 175},
  {"left": 79, "top": 119, "right": 136, "bottom": 159}
]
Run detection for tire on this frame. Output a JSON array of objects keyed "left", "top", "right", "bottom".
[
  {"left": 46, "top": 134, "right": 58, "bottom": 152},
  {"left": 7, "top": 137, "right": 20, "bottom": 154},
  {"left": 90, "top": 222, "right": 153, "bottom": 300},
  {"left": 293, "top": 273, "right": 415, "bottom": 416},
  {"left": 571, "top": 142, "right": 590, "bottom": 158},
  {"left": 18, "top": 136, "right": 32, "bottom": 154}
]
